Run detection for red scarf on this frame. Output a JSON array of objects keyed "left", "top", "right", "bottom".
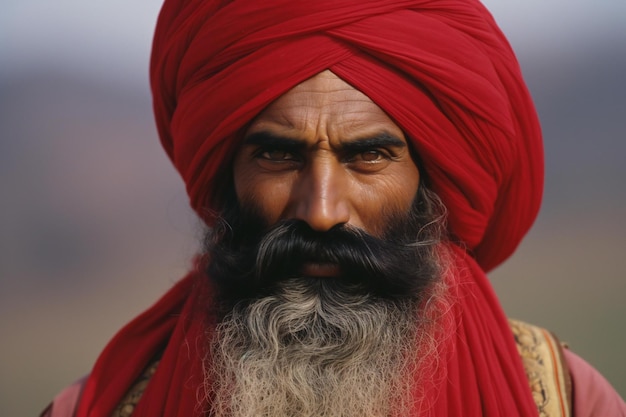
[{"left": 77, "top": 1, "right": 544, "bottom": 416}]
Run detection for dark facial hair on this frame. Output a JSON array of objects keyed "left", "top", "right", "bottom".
[{"left": 204, "top": 186, "right": 442, "bottom": 312}]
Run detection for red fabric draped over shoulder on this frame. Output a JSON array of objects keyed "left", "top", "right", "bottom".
[{"left": 75, "top": 1, "right": 544, "bottom": 417}]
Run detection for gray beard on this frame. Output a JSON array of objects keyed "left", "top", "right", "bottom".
[{"left": 204, "top": 277, "right": 446, "bottom": 417}]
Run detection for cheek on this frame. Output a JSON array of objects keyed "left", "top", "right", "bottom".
[
  {"left": 233, "top": 167, "right": 293, "bottom": 224},
  {"left": 351, "top": 171, "right": 420, "bottom": 234}
]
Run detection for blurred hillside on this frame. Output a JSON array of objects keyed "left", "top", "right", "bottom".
[{"left": 1, "top": 2, "right": 625, "bottom": 416}]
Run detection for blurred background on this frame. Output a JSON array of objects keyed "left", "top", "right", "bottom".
[{"left": 1, "top": 1, "right": 625, "bottom": 415}]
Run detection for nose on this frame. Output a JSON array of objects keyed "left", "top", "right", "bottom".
[{"left": 290, "top": 158, "right": 350, "bottom": 232}]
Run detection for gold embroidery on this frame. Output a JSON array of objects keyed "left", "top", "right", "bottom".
[
  {"left": 111, "top": 322, "right": 572, "bottom": 416},
  {"left": 509, "top": 319, "right": 572, "bottom": 417},
  {"left": 111, "top": 359, "right": 159, "bottom": 417}
]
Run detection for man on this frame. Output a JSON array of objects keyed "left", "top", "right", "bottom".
[{"left": 43, "top": 0, "right": 625, "bottom": 416}]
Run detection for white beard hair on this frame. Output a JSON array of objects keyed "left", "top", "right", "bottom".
[{"left": 203, "top": 277, "right": 447, "bottom": 417}]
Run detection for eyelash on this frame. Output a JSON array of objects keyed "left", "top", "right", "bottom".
[
  {"left": 255, "top": 148, "right": 300, "bottom": 161},
  {"left": 253, "top": 147, "right": 394, "bottom": 165},
  {"left": 345, "top": 149, "right": 391, "bottom": 162}
]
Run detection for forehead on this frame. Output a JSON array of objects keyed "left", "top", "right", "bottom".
[{"left": 245, "top": 70, "right": 405, "bottom": 142}]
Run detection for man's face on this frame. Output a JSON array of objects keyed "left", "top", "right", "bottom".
[
  {"left": 233, "top": 70, "right": 421, "bottom": 252},
  {"left": 206, "top": 72, "right": 443, "bottom": 417},
  {"left": 207, "top": 70, "right": 437, "bottom": 305}
]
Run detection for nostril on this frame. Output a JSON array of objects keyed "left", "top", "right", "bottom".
[{"left": 299, "top": 202, "right": 350, "bottom": 232}]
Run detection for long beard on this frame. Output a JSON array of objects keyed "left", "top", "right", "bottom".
[
  {"left": 202, "top": 186, "right": 448, "bottom": 416},
  {"left": 205, "top": 278, "right": 446, "bottom": 417}
]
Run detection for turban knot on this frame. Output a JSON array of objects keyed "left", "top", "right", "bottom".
[{"left": 150, "top": 0, "right": 543, "bottom": 271}]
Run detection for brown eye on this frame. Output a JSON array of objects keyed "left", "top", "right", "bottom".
[
  {"left": 349, "top": 150, "right": 388, "bottom": 163},
  {"left": 260, "top": 149, "right": 296, "bottom": 161},
  {"left": 254, "top": 147, "right": 302, "bottom": 171},
  {"left": 360, "top": 150, "right": 383, "bottom": 162},
  {"left": 344, "top": 149, "right": 393, "bottom": 173}
]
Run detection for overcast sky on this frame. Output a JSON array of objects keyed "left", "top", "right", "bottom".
[{"left": 2, "top": 1, "right": 625, "bottom": 86}]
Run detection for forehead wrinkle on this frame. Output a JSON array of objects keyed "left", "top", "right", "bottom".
[
  {"left": 248, "top": 100, "right": 313, "bottom": 140},
  {"left": 327, "top": 102, "right": 403, "bottom": 145},
  {"left": 248, "top": 71, "right": 404, "bottom": 147}
]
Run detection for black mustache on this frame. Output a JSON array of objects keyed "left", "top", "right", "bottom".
[
  {"left": 256, "top": 221, "right": 405, "bottom": 286},
  {"left": 209, "top": 218, "right": 438, "bottom": 301}
]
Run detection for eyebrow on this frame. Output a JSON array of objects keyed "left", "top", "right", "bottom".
[
  {"left": 243, "top": 132, "right": 307, "bottom": 151},
  {"left": 340, "top": 132, "right": 407, "bottom": 153},
  {"left": 243, "top": 131, "right": 407, "bottom": 153}
]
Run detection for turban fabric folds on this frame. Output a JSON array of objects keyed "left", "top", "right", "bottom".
[
  {"left": 75, "top": 1, "right": 543, "bottom": 417},
  {"left": 151, "top": 0, "right": 543, "bottom": 272}
]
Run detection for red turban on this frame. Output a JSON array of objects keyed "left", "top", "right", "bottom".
[
  {"left": 151, "top": 0, "right": 543, "bottom": 272},
  {"left": 75, "top": 1, "right": 543, "bottom": 417}
]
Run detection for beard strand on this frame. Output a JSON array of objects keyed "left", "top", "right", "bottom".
[
  {"left": 201, "top": 185, "right": 450, "bottom": 417},
  {"left": 205, "top": 278, "right": 443, "bottom": 417}
]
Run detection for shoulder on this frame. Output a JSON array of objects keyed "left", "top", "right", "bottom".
[
  {"left": 563, "top": 349, "right": 626, "bottom": 417},
  {"left": 40, "top": 376, "right": 87, "bottom": 417},
  {"left": 509, "top": 319, "right": 572, "bottom": 416},
  {"left": 509, "top": 319, "right": 626, "bottom": 417}
]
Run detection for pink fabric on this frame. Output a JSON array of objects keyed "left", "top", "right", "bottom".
[
  {"left": 47, "top": 343, "right": 626, "bottom": 417},
  {"left": 48, "top": 347, "right": 626, "bottom": 417},
  {"left": 41, "top": 377, "right": 87, "bottom": 417},
  {"left": 564, "top": 349, "right": 626, "bottom": 417}
]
